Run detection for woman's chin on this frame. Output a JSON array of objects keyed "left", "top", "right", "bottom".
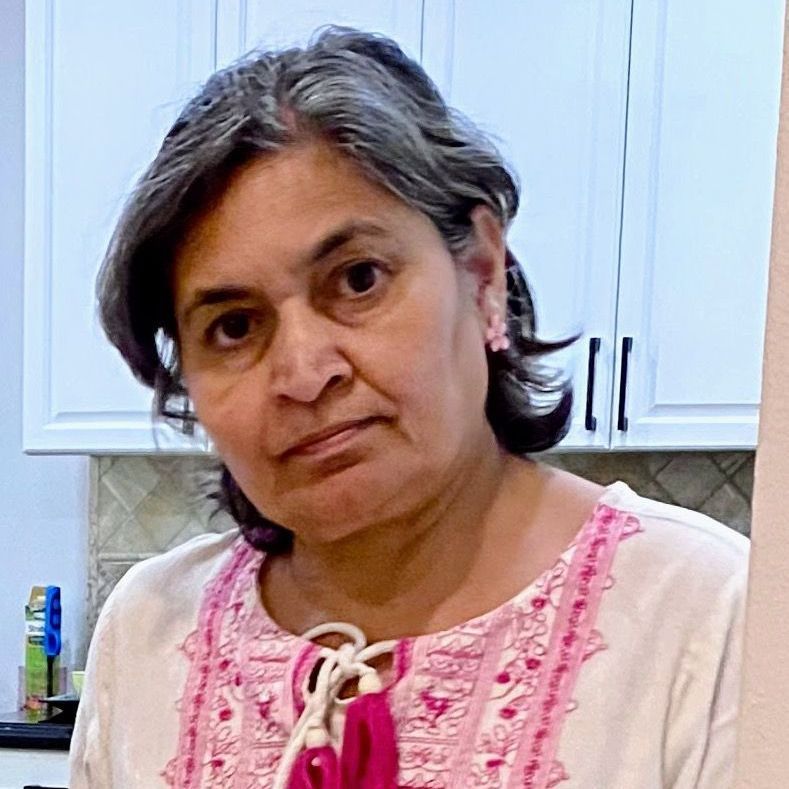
[{"left": 275, "top": 463, "right": 417, "bottom": 542}]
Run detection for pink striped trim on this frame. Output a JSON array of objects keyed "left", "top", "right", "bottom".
[
  {"left": 394, "top": 639, "right": 412, "bottom": 682},
  {"left": 165, "top": 542, "right": 255, "bottom": 787},
  {"left": 288, "top": 641, "right": 320, "bottom": 721},
  {"left": 510, "top": 504, "right": 628, "bottom": 788},
  {"left": 449, "top": 610, "right": 512, "bottom": 784}
]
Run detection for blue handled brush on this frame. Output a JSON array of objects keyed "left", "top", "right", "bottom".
[{"left": 43, "top": 586, "right": 62, "bottom": 699}]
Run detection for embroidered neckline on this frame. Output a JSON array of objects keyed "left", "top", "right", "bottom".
[
  {"left": 163, "top": 480, "right": 645, "bottom": 788},
  {"left": 248, "top": 480, "right": 638, "bottom": 647}
]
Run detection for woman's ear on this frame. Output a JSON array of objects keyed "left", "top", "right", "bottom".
[{"left": 462, "top": 204, "right": 508, "bottom": 322}]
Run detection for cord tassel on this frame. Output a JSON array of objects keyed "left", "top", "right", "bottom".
[
  {"left": 272, "top": 623, "right": 398, "bottom": 789},
  {"left": 340, "top": 691, "right": 398, "bottom": 788},
  {"left": 287, "top": 745, "right": 340, "bottom": 789}
]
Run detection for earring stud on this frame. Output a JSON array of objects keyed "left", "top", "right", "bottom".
[{"left": 486, "top": 314, "right": 510, "bottom": 352}]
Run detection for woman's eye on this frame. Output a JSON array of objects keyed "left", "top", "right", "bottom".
[
  {"left": 339, "top": 261, "right": 384, "bottom": 297},
  {"left": 206, "top": 312, "right": 253, "bottom": 347}
]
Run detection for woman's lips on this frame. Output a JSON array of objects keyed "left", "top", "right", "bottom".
[{"left": 284, "top": 418, "right": 379, "bottom": 459}]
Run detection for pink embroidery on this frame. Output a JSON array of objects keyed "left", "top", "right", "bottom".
[
  {"left": 513, "top": 505, "right": 633, "bottom": 788},
  {"left": 163, "top": 503, "right": 644, "bottom": 788},
  {"left": 162, "top": 544, "right": 251, "bottom": 787},
  {"left": 391, "top": 506, "right": 642, "bottom": 788},
  {"left": 162, "top": 543, "right": 298, "bottom": 786}
]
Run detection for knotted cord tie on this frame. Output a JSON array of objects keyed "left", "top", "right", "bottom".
[{"left": 272, "top": 622, "right": 398, "bottom": 789}]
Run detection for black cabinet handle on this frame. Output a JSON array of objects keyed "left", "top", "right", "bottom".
[
  {"left": 181, "top": 397, "right": 195, "bottom": 436},
  {"left": 617, "top": 336, "right": 633, "bottom": 431},
  {"left": 585, "top": 337, "right": 600, "bottom": 431}
]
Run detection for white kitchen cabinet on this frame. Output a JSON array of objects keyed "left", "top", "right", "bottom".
[
  {"left": 422, "top": 0, "right": 633, "bottom": 449},
  {"left": 215, "top": 0, "right": 422, "bottom": 68},
  {"left": 23, "top": 0, "right": 423, "bottom": 455},
  {"left": 611, "top": 0, "right": 785, "bottom": 449},
  {"left": 24, "top": 1, "right": 783, "bottom": 454},
  {"left": 423, "top": 0, "right": 783, "bottom": 451},
  {"left": 23, "top": 0, "right": 215, "bottom": 453}
]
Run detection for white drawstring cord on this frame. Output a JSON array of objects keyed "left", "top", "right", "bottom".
[{"left": 272, "top": 622, "right": 397, "bottom": 789}]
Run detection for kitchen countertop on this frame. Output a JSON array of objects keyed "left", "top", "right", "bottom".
[{"left": 0, "top": 711, "right": 72, "bottom": 750}]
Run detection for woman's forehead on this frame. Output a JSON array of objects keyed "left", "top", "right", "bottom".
[
  {"left": 227, "top": 142, "right": 399, "bottom": 219},
  {"left": 171, "top": 143, "right": 439, "bottom": 301},
  {"left": 180, "top": 144, "right": 411, "bottom": 258}
]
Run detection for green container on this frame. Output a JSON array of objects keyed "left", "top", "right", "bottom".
[{"left": 24, "top": 585, "right": 60, "bottom": 719}]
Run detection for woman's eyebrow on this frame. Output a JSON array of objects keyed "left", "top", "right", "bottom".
[
  {"left": 180, "top": 222, "right": 390, "bottom": 326},
  {"left": 308, "top": 220, "right": 389, "bottom": 263},
  {"left": 180, "top": 286, "right": 251, "bottom": 327}
]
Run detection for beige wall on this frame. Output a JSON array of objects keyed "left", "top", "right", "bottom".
[{"left": 734, "top": 8, "right": 789, "bottom": 788}]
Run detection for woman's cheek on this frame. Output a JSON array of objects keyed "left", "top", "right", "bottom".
[{"left": 189, "top": 372, "right": 250, "bottom": 442}]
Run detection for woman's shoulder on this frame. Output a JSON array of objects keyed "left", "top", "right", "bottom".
[
  {"left": 601, "top": 480, "right": 750, "bottom": 598},
  {"left": 603, "top": 479, "right": 750, "bottom": 561},
  {"left": 101, "top": 527, "right": 245, "bottom": 620}
]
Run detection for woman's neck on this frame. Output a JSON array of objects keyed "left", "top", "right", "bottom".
[{"left": 260, "top": 437, "right": 545, "bottom": 642}]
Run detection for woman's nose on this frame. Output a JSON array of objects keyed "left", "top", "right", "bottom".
[{"left": 266, "top": 304, "right": 352, "bottom": 404}]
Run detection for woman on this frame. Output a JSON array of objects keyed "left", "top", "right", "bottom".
[{"left": 70, "top": 27, "right": 749, "bottom": 788}]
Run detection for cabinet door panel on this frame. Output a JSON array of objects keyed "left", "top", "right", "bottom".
[
  {"left": 24, "top": 0, "right": 215, "bottom": 453},
  {"left": 613, "top": 0, "right": 784, "bottom": 448},
  {"left": 216, "top": 0, "right": 422, "bottom": 67},
  {"left": 423, "top": 0, "right": 632, "bottom": 449}
]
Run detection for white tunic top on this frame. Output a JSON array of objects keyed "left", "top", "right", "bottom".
[{"left": 69, "top": 480, "right": 749, "bottom": 788}]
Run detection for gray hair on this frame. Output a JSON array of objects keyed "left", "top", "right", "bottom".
[{"left": 97, "top": 25, "right": 580, "bottom": 551}]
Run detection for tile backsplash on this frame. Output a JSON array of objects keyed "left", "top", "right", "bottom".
[{"left": 88, "top": 451, "right": 753, "bottom": 641}]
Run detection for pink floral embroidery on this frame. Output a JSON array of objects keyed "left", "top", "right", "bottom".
[
  {"left": 163, "top": 502, "right": 643, "bottom": 787},
  {"left": 515, "top": 506, "right": 632, "bottom": 788}
]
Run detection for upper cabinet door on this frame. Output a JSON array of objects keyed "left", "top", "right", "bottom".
[
  {"left": 612, "top": 0, "right": 785, "bottom": 449},
  {"left": 24, "top": 1, "right": 215, "bottom": 453},
  {"left": 422, "top": 1, "right": 633, "bottom": 449},
  {"left": 215, "top": 0, "right": 422, "bottom": 67}
]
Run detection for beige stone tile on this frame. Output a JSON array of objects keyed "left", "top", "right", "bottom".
[
  {"left": 644, "top": 452, "right": 674, "bottom": 477},
  {"left": 97, "top": 455, "right": 117, "bottom": 479},
  {"left": 166, "top": 517, "right": 232, "bottom": 550},
  {"left": 732, "top": 455, "right": 755, "bottom": 501},
  {"left": 101, "top": 515, "right": 163, "bottom": 554},
  {"left": 132, "top": 492, "right": 193, "bottom": 552},
  {"left": 101, "top": 456, "right": 160, "bottom": 512},
  {"left": 96, "top": 487, "right": 133, "bottom": 547},
  {"left": 655, "top": 454, "right": 725, "bottom": 510},
  {"left": 614, "top": 454, "right": 663, "bottom": 493},
  {"left": 710, "top": 451, "right": 751, "bottom": 477},
  {"left": 701, "top": 482, "right": 751, "bottom": 537},
  {"left": 548, "top": 452, "right": 621, "bottom": 485}
]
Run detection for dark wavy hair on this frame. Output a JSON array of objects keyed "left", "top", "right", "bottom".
[{"left": 96, "top": 26, "right": 582, "bottom": 553}]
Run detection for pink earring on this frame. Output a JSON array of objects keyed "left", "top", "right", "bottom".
[{"left": 486, "top": 313, "right": 510, "bottom": 352}]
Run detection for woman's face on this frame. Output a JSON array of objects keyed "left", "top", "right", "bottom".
[{"left": 173, "top": 142, "right": 503, "bottom": 544}]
